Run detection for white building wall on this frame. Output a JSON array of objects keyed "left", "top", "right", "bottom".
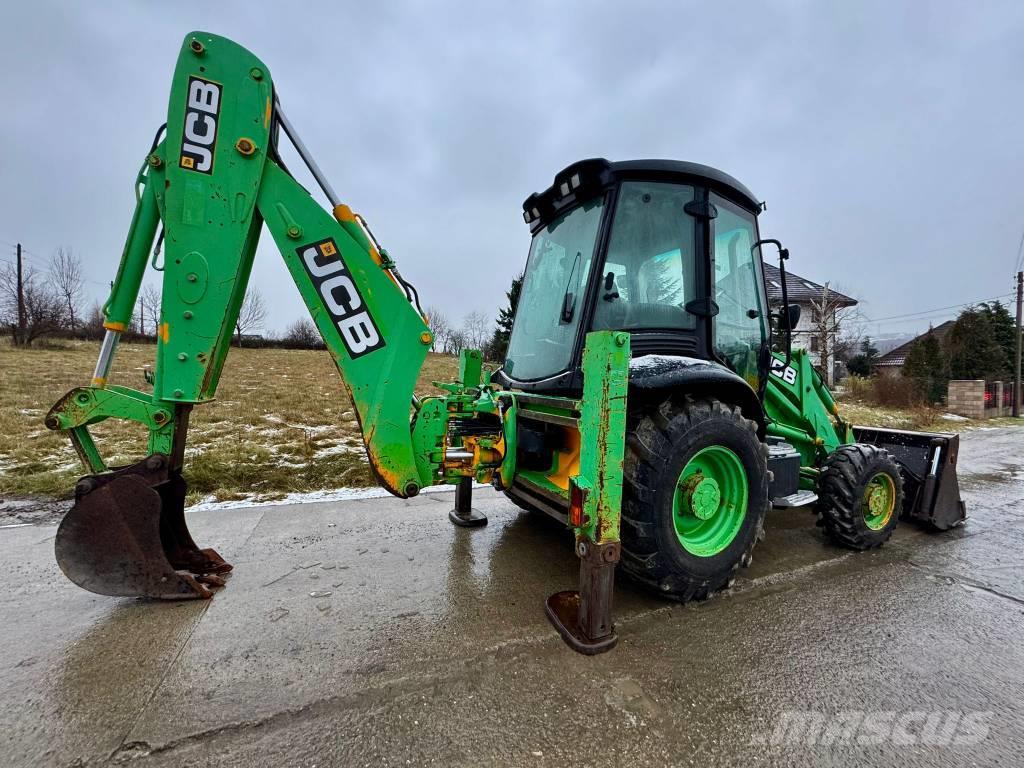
[{"left": 786, "top": 301, "right": 837, "bottom": 385}]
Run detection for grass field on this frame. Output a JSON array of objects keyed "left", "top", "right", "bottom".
[
  {"left": 0, "top": 340, "right": 457, "bottom": 504},
  {"left": 1, "top": 340, "right": 1018, "bottom": 505}
]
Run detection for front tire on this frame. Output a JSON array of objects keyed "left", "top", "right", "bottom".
[
  {"left": 816, "top": 444, "right": 903, "bottom": 550},
  {"left": 621, "top": 397, "right": 769, "bottom": 601}
]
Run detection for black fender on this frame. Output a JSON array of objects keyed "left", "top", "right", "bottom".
[{"left": 628, "top": 355, "right": 766, "bottom": 438}]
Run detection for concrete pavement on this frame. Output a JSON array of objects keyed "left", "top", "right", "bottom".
[{"left": 2, "top": 427, "right": 1023, "bottom": 767}]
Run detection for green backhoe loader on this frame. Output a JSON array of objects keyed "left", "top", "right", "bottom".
[{"left": 46, "top": 32, "right": 966, "bottom": 654}]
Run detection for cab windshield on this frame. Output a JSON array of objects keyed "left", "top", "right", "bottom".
[{"left": 504, "top": 198, "right": 605, "bottom": 380}]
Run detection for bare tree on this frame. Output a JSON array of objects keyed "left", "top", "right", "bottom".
[
  {"left": 235, "top": 289, "right": 267, "bottom": 346},
  {"left": 445, "top": 328, "right": 468, "bottom": 355},
  {"left": 84, "top": 301, "right": 105, "bottom": 339},
  {"left": 462, "top": 310, "right": 490, "bottom": 351},
  {"left": 808, "top": 283, "right": 860, "bottom": 386},
  {"left": 0, "top": 263, "right": 66, "bottom": 346},
  {"left": 424, "top": 305, "right": 450, "bottom": 352},
  {"left": 49, "top": 247, "right": 85, "bottom": 331},
  {"left": 139, "top": 284, "right": 162, "bottom": 338},
  {"left": 283, "top": 318, "right": 323, "bottom": 348}
]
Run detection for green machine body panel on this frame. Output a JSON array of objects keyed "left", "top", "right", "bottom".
[
  {"left": 571, "top": 331, "right": 629, "bottom": 546},
  {"left": 763, "top": 348, "right": 852, "bottom": 471}
]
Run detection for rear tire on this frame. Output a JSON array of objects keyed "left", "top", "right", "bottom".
[
  {"left": 621, "top": 397, "right": 769, "bottom": 601},
  {"left": 816, "top": 444, "right": 903, "bottom": 550}
]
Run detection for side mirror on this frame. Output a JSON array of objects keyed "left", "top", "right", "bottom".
[{"left": 779, "top": 303, "right": 800, "bottom": 330}]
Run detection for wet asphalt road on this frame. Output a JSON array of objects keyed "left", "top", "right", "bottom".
[{"left": 1, "top": 426, "right": 1022, "bottom": 767}]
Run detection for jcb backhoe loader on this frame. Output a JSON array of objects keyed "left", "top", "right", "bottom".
[{"left": 46, "top": 32, "right": 966, "bottom": 654}]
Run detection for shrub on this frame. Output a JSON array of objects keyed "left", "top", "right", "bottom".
[{"left": 869, "top": 376, "right": 923, "bottom": 407}]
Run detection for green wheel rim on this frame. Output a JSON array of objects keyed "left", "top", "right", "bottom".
[
  {"left": 862, "top": 472, "right": 896, "bottom": 530},
  {"left": 672, "top": 445, "right": 748, "bottom": 557}
]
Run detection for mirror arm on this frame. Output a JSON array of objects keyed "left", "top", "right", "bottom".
[{"left": 753, "top": 238, "right": 792, "bottom": 367}]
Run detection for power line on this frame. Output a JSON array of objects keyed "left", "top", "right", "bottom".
[{"left": 863, "top": 292, "right": 1015, "bottom": 324}]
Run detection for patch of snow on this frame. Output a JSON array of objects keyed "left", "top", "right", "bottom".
[
  {"left": 187, "top": 482, "right": 489, "bottom": 512},
  {"left": 260, "top": 414, "right": 335, "bottom": 434},
  {"left": 629, "top": 354, "right": 707, "bottom": 372},
  {"left": 941, "top": 413, "right": 969, "bottom": 422},
  {"left": 315, "top": 443, "right": 360, "bottom": 458}
]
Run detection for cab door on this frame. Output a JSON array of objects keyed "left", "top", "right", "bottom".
[{"left": 710, "top": 194, "right": 769, "bottom": 390}]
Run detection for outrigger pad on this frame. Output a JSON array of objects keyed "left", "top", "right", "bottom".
[
  {"left": 545, "top": 591, "right": 618, "bottom": 655},
  {"left": 55, "top": 474, "right": 213, "bottom": 600},
  {"left": 853, "top": 427, "right": 967, "bottom": 531}
]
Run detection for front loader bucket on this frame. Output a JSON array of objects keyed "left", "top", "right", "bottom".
[
  {"left": 853, "top": 426, "right": 967, "bottom": 530},
  {"left": 55, "top": 472, "right": 228, "bottom": 599}
]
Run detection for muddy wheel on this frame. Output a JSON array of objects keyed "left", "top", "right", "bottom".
[
  {"left": 621, "top": 397, "right": 768, "bottom": 601},
  {"left": 816, "top": 443, "right": 903, "bottom": 550}
]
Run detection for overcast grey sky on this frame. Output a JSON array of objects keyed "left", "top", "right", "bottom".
[{"left": 2, "top": 1, "right": 1022, "bottom": 340}]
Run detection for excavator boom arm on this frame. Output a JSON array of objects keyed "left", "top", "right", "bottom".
[{"left": 61, "top": 32, "right": 433, "bottom": 497}]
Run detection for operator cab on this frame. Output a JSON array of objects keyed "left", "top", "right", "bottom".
[{"left": 495, "top": 158, "right": 771, "bottom": 396}]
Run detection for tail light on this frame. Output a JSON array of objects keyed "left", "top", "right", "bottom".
[{"left": 569, "top": 480, "right": 587, "bottom": 528}]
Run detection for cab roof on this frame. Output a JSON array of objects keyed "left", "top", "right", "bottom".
[{"left": 522, "top": 158, "right": 760, "bottom": 233}]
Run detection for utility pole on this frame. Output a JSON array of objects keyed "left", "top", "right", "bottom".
[
  {"left": 15, "top": 243, "right": 25, "bottom": 346},
  {"left": 1014, "top": 270, "right": 1022, "bottom": 417}
]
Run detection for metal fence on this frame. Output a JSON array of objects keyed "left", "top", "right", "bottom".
[
  {"left": 984, "top": 381, "right": 999, "bottom": 411},
  {"left": 986, "top": 381, "right": 1022, "bottom": 412}
]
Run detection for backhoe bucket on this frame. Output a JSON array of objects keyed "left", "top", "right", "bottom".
[
  {"left": 853, "top": 426, "right": 967, "bottom": 530},
  {"left": 55, "top": 469, "right": 230, "bottom": 599}
]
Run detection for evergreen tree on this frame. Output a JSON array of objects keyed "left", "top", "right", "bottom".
[
  {"left": 903, "top": 328, "right": 947, "bottom": 402},
  {"left": 978, "top": 300, "right": 1016, "bottom": 375},
  {"left": 486, "top": 273, "right": 523, "bottom": 361},
  {"left": 846, "top": 336, "right": 879, "bottom": 377},
  {"left": 946, "top": 306, "right": 1009, "bottom": 381}
]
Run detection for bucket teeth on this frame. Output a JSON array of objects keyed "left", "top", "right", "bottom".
[{"left": 55, "top": 468, "right": 230, "bottom": 600}]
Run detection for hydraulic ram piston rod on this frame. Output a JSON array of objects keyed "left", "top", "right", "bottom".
[{"left": 274, "top": 99, "right": 340, "bottom": 207}]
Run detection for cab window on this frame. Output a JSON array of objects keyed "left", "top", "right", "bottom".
[
  {"left": 592, "top": 182, "right": 697, "bottom": 331},
  {"left": 711, "top": 195, "right": 766, "bottom": 386}
]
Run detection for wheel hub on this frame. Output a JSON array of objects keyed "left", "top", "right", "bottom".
[
  {"left": 681, "top": 473, "right": 721, "bottom": 520},
  {"left": 862, "top": 472, "right": 897, "bottom": 530},
  {"left": 671, "top": 445, "right": 749, "bottom": 557},
  {"left": 866, "top": 486, "right": 886, "bottom": 516}
]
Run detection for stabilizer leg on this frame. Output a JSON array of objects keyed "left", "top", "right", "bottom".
[
  {"left": 545, "top": 331, "right": 629, "bottom": 655},
  {"left": 448, "top": 477, "right": 487, "bottom": 527},
  {"left": 545, "top": 540, "right": 620, "bottom": 654}
]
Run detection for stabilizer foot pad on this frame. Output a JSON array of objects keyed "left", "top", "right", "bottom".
[
  {"left": 448, "top": 508, "right": 487, "bottom": 528},
  {"left": 544, "top": 590, "right": 618, "bottom": 655}
]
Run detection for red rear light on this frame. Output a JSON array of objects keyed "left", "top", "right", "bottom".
[{"left": 569, "top": 482, "right": 585, "bottom": 527}]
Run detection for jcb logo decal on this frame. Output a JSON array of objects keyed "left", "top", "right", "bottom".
[
  {"left": 770, "top": 357, "right": 797, "bottom": 385},
  {"left": 179, "top": 76, "right": 221, "bottom": 173},
  {"left": 298, "top": 239, "right": 385, "bottom": 359}
]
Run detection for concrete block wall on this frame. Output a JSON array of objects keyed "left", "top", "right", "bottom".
[{"left": 947, "top": 380, "right": 986, "bottom": 419}]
